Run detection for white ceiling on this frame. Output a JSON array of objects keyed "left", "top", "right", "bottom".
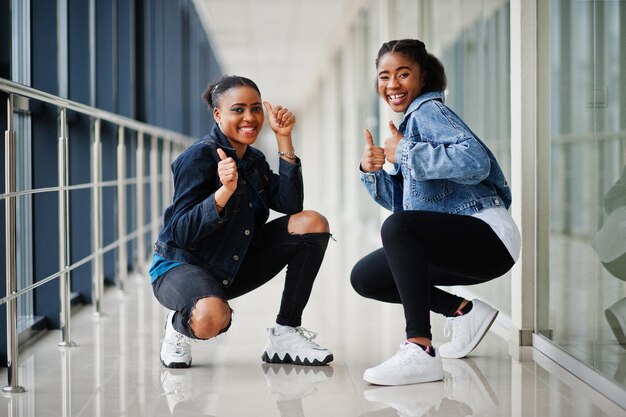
[{"left": 192, "top": 0, "right": 357, "bottom": 113}]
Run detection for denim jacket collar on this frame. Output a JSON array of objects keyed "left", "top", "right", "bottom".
[{"left": 402, "top": 91, "right": 445, "bottom": 125}]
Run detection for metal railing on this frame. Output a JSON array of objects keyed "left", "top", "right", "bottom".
[{"left": 0, "top": 78, "right": 193, "bottom": 393}]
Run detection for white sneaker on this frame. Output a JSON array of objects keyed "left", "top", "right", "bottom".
[
  {"left": 262, "top": 363, "right": 333, "bottom": 400},
  {"left": 262, "top": 326, "right": 333, "bottom": 366},
  {"left": 605, "top": 298, "right": 626, "bottom": 347},
  {"left": 439, "top": 299, "right": 498, "bottom": 359},
  {"left": 443, "top": 358, "right": 499, "bottom": 415},
  {"left": 160, "top": 311, "right": 192, "bottom": 368},
  {"left": 363, "top": 342, "right": 444, "bottom": 386}
]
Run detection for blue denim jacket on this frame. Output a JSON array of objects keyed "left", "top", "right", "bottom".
[
  {"left": 154, "top": 123, "right": 304, "bottom": 286},
  {"left": 361, "top": 91, "right": 511, "bottom": 214}
]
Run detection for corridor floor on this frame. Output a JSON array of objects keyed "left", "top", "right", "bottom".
[{"left": 0, "top": 271, "right": 624, "bottom": 417}]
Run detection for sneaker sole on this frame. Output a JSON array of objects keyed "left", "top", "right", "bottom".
[
  {"left": 363, "top": 370, "right": 444, "bottom": 386},
  {"left": 160, "top": 358, "right": 192, "bottom": 369},
  {"left": 440, "top": 309, "right": 499, "bottom": 359},
  {"left": 261, "top": 351, "right": 333, "bottom": 366}
]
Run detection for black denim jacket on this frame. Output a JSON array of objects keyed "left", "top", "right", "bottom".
[{"left": 154, "top": 123, "right": 304, "bottom": 286}]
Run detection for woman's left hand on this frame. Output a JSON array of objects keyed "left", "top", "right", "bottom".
[
  {"left": 264, "top": 101, "right": 296, "bottom": 138},
  {"left": 384, "top": 121, "right": 404, "bottom": 164}
]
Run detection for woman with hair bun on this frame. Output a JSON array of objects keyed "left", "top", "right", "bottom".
[
  {"left": 352, "top": 39, "right": 520, "bottom": 385},
  {"left": 151, "top": 75, "right": 333, "bottom": 369}
]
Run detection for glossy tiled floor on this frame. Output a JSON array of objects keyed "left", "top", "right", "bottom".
[{"left": 0, "top": 271, "right": 625, "bottom": 417}]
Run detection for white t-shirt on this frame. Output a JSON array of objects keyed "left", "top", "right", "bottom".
[{"left": 471, "top": 206, "right": 521, "bottom": 262}]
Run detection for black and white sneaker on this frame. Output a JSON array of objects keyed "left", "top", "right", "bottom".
[
  {"left": 160, "top": 311, "right": 192, "bottom": 368},
  {"left": 261, "top": 326, "right": 333, "bottom": 366}
]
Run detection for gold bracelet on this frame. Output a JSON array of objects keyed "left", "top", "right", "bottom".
[{"left": 278, "top": 149, "right": 297, "bottom": 159}]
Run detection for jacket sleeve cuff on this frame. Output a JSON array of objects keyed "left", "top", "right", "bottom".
[
  {"left": 395, "top": 138, "right": 409, "bottom": 167},
  {"left": 360, "top": 169, "right": 381, "bottom": 194},
  {"left": 278, "top": 157, "right": 302, "bottom": 177},
  {"left": 203, "top": 194, "right": 228, "bottom": 223}
]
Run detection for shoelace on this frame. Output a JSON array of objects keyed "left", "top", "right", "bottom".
[
  {"left": 443, "top": 317, "right": 459, "bottom": 339},
  {"left": 381, "top": 343, "right": 424, "bottom": 366},
  {"left": 291, "top": 326, "right": 325, "bottom": 349},
  {"left": 294, "top": 326, "right": 318, "bottom": 341},
  {"left": 163, "top": 332, "right": 191, "bottom": 355}
]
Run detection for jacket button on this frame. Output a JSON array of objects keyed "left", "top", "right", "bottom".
[
  {"left": 244, "top": 229, "right": 251, "bottom": 236},
  {"left": 222, "top": 279, "right": 229, "bottom": 285},
  {"left": 232, "top": 255, "right": 239, "bottom": 261},
  {"left": 248, "top": 202, "right": 253, "bottom": 208}
]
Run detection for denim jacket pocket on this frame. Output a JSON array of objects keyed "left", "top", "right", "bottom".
[{"left": 411, "top": 178, "right": 453, "bottom": 203}]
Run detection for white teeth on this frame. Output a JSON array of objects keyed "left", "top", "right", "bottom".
[{"left": 389, "top": 93, "right": 406, "bottom": 100}]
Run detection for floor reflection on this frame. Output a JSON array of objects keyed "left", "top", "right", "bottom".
[
  {"left": 442, "top": 359, "right": 498, "bottom": 416},
  {"left": 360, "top": 358, "right": 497, "bottom": 417},
  {"left": 159, "top": 369, "right": 214, "bottom": 416},
  {"left": 0, "top": 270, "right": 624, "bottom": 417},
  {"left": 261, "top": 364, "right": 333, "bottom": 417}
]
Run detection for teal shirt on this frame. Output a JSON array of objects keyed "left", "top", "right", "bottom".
[{"left": 148, "top": 253, "right": 183, "bottom": 283}]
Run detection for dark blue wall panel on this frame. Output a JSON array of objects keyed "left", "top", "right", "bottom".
[
  {"left": 1, "top": 0, "right": 222, "bottom": 366},
  {"left": 32, "top": 0, "right": 61, "bottom": 329},
  {"left": 69, "top": 0, "right": 94, "bottom": 303}
]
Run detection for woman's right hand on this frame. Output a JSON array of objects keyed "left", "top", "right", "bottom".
[
  {"left": 217, "top": 148, "right": 238, "bottom": 192},
  {"left": 360, "top": 129, "right": 386, "bottom": 172}
]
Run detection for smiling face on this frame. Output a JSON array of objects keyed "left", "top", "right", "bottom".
[
  {"left": 376, "top": 52, "right": 426, "bottom": 113},
  {"left": 213, "top": 85, "right": 264, "bottom": 156}
]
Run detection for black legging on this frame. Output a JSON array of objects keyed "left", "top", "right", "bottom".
[{"left": 350, "top": 211, "right": 515, "bottom": 340}]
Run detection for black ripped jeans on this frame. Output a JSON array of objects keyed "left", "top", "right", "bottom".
[{"left": 153, "top": 215, "right": 330, "bottom": 339}]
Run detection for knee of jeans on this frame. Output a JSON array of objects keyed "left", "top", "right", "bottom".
[
  {"left": 288, "top": 210, "right": 330, "bottom": 234},
  {"left": 189, "top": 297, "right": 232, "bottom": 339}
]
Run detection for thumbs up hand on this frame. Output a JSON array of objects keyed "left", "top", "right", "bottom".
[
  {"left": 217, "top": 148, "right": 238, "bottom": 192},
  {"left": 264, "top": 101, "right": 296, "bottom": 138},
  {"left": 383, "top": 121, "right": 404, "bottom": 164},
  {"left": 360, "top": 129, "right": 386, "bottom": 172}
]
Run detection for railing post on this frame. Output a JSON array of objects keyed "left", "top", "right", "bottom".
[
  {"left": 2, "top": 94, "right": 26, "bottom": 393},
  {"left": 161, "top": 140, "right": 171, "bottom": 212},
  {"left": 135, "top": 132, "right": 145, "bottom": 275},
  {"left": 91, "top": 118, "right": 104, "bottom": 316},
  {"left": 117, "top": 126, "right": 127, "bottom": 292},
  {"left": 57, "top": 107, "right": 75, "bottom": 348},
  {"left": 150, "top": 135, "right": 159, "bottom": 249}
]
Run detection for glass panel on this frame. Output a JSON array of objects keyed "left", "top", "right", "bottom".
[
  {"left": 540, "top": 0, "right": 626, "bottom": 388},
  {"left": 426, "top": 0, "right": 512, "bottom": 316}
]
